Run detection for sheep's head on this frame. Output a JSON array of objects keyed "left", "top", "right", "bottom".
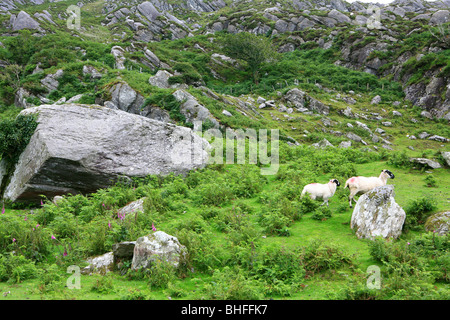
[
  {"left": 331, "top": 179, "right": 340, "bottom": 186},
  {"left": 381, "top": 169, "right": 395, "bottom": 179}
]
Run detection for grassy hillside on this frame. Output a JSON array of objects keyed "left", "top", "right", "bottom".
[{"left": 0, "top": 0, "right": 449, "bottom": 302}]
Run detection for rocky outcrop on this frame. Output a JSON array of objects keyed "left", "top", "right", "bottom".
[
  {"left": 131, "top": 231, "right": 187, "bottom": 270},
  {"left": 172, "top": 89, "right": 220, "bottom": 128},
  {"left": 409, "top": 157, "right": 442, "bottom": 169},
  {"left": 10, "top": 11, "right": 41, "bottom": 31},
  {"left": 0, "top": 104, "right": 209, "bottom": 203},
  {"left": 105, "top": 81, "right": 172, "bottom": 123},
  {"left": 283, "top": 88, "right": 330, "bottom": 115},
  {"left": 351, "top": 185, "right": 406, "bottom": 240}
]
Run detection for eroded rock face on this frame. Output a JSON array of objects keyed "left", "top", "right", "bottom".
[
  {"left": 0, "top": 104, "right": 209, "bottom": 203},
  {"left": 351, "top": 185, "right": 406, "bottom": 240},
  {"left": 131, "top": 231, "right": 187, "bottom": 270}
]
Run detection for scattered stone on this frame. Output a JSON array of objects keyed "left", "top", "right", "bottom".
[
  {"left": 421, "top": 110, "right": 433, "bottom": 119},
  {"left": 371, "top": 95, "right": 381, "bottom": 105},
  {"left": 392, "top": 110, "right": 402, "bottom": 117},
  {"left": 339, "top": 141, "right": 352, "bottom": 148},
  {"left": 312, "top": 138, "right": 334, "bottom": 149},
  {"left": 418, "top": 132, "right": 430, "bottom": 139},
  {"left": 41, "top": 69, "right": 63, "bottom": 92},
  {"left": 222, "top": 109, "right": 232, "bottom": 117},
  {"left": 409, "top": 157, "right": 442, "bottom": 169},
  {"left": 381, "top": 121, "right": 392, "bottom": 127},
  {"left": 428, "top": 135, "right": 449, "bottom": 142},
  {"left": 82, "top": 252, "right": 114, "bottom": 275},
  {"left": 11, "top": 11, "right": 41, "bottom": 31},
  {"left": 117, "top": 198, "right": 146, "bottom": 218}
]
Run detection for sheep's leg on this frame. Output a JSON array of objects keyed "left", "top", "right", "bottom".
[{"left": 348, "top": 188, "right": 358, "bottom": 208}]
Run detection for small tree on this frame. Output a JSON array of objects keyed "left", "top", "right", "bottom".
[{"left": 221, "top": 32, "right": 279, "bottom": 84}]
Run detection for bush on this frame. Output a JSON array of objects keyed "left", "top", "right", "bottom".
[
  {"left": 0, "top": 253, "right": 38, "bottom": 283},
  {"left": 311, "top": 206, "right": 333, "bottom": 221},
  {"left": 0, "top": 114, "right": 38, "bottom": 170},
  {"left": 301, "top": 240, "right": 354, "bottom": 274},
  {"left": 203, "top": 266, "right": 264, "bottom": 300},
  {"left": 192, "top": 181, "right": 233, "bottom": 206},
  {"left": 404, "top": 197, "right": 437, "bottom": 230}
]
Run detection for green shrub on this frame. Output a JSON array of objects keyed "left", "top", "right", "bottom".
[
  {"left": 404, "top": 197, "right": 437, "bottom": 230},
  {"left": 0, "top": 114, "right": 38, "bottom": 171},
  {"left": 192, "top": 180, "right": 233, "bottom": 206},
  {"left": 301, "top": 240, "right": 354, "bottom": 274},
  {"left": 91, "top": 274, "right": 115, "bottom": 293},
  {"left": 388, "top": 151, "right": 413, "bottom": 168},
  {"left": 0, "top": 253, "right": 38, "bottom": 283},
  {"left": 423, "top": 175, "right": 437, "bottom": 187},
  {"left": 311, "top": 206, "right": 333, "bottom": 221},
  {"left": 203, "top": 266, "right": 264, "bottom": 300}
]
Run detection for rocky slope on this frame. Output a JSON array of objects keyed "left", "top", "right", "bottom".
[{"left": 0, "top": 0, "right": 448, "bottom": 121}]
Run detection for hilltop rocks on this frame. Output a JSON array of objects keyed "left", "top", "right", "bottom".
[
  {"left": 0, "top": 104, "right": 209, "bottom": 203},
  {"left": 351, "top": 185, "right": 406, "bottom": 240},
  {"left": 131, "top": 231, "right": 187, "bottom": 270}
]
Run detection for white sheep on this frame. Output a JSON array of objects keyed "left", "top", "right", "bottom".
[
  {"left": 301, "top": 179, "right": 340, "bottom": 207},
  {"left": 344, "top": 169, "right": 395, "bottom": 208}
]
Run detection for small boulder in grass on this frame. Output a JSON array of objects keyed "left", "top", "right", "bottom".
[{"left": 131, "top": 231, "right": 187, "bottom": 270}]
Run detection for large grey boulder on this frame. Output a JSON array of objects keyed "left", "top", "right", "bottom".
[
  {"left": 0, "top": 104, "right": 209, "bottom": 203},
  {"left": 11, "top": 11, "right": 41, "bottom": 31},
  {"left": 137, "top": 1, "right": 162, "bottom": 22},
  {"left": 351, "top": 185, "right": 406, "bottom": 240},
  {"left": 430, "top": 10, "right": 450, "bottom": 25},
  {"left": 131, "top": 231, "right": 187, "bottom": 270}
]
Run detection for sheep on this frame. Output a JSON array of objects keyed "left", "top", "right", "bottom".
[
  {"left": 301, "top": 179, "right": 340, "bottom": 207},
  {"left": 344, "top": 169, "right": 395, "bottom": 208}
]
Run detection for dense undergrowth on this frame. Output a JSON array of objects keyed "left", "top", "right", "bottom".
[{"left": 0, "top": 143, "right": 448, "bottom": 300}]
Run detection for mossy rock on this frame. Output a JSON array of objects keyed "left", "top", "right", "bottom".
[{"left": 424, "top": 211, "right": 450, "bottom": 236}]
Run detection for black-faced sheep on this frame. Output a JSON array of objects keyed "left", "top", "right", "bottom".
[
  {"left": 344, "top": 169, "right": 395, "bottom": 208},
  {"left": 301, "top": 179, "right": 340, "bottom": 207}
]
